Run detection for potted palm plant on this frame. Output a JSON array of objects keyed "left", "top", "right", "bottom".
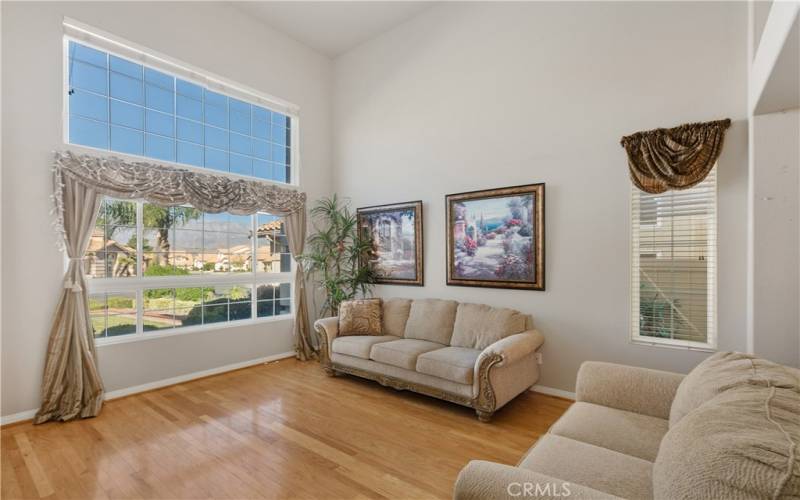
[{"left": 298, "top": 194, "right": 377, "bottom": 317}]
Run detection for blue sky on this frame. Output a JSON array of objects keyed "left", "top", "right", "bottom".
[{"left": 68, "top": 41, "right": 291, "bottom": 183}]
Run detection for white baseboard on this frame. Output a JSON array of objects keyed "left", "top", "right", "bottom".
[
  {"left": 0, "top": 409, "right": 38, "bottom": 426},
  {"left": 0, "top": 351, "right": 295, "bottom": 426},
  {"left": 531, "top": 384, "right": 576, "bottom": 400}
]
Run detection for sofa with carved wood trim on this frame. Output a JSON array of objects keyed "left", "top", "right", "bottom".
[{"left": 314, "top": 298, "right": 543, "bottom": 421}]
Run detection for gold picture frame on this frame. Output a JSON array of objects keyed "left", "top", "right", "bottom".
[
  {"left": 357, "top": 201, "right": 424, "bottom": 286},
  {"left": 446, "top": 184, "right": 544, "bottom": 290}
]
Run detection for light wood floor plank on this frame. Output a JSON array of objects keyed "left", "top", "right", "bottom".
[
  {"left": 13, "top": 432, "right": 55, "bottom": 498},
  {"left": 1, "top": 358, "right": 570, "bottom": 499}
]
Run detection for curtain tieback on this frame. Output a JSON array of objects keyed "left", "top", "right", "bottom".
[
  {"left": 63, "top": 280, "right": 83, "bottom": 292},
  {"left": 64, "top": 257, "right": 86, "bottom": 292}
]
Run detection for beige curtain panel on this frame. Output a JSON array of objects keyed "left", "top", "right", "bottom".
[
  {"left": 37, "top": 151, "right": 313, "bottom": 423},
  {"left": 620, "top": 119, "right": 731, "bottom": 194},
  {"left": 34, "top": 173, "right": 105, "bottom": 424},
  {"left": 284, "top": 210, "right": 314, "bottom": 360}
]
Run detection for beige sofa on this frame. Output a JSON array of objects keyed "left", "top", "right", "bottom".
[
  {"left": 314, "top": 298, "right": 544, "bottom": 421},
  {"left": 454, "top": 352, "right": 800, "bottom": 499}
]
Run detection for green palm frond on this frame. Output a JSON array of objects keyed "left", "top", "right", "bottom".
[{"left": 299, "top": 194, "right": 377, "bottom": 316}]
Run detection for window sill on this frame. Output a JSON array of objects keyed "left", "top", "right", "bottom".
[
  {"left": 629, "top": 338, "right": 717, "bottom": 353},
  {"left": 95, "top": 314, "right": 293, "bottom": 348}
]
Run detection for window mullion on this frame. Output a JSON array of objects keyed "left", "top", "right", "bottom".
[
  {"left": 136, "top": 289, "right": 144, "bottom": 337},
  {"left": 252, "top": 213, "right": 258, "bottom": 320},
  {"left": 136, "top": 201, "right": 144, "bottom": 337}
]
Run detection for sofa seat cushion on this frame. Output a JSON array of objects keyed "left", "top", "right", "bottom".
[
  {"left": 331, "top": 335, "right": 400, "bottom": 360},
  {"left": 549, "top": 402, "right": 668, "bottom": 462},
  {"left": 369, "top": 339, "right": 445, "bottom": 371},
  {"left": 403, "top": 299, "right": 458, "bottom": 344},
  {"left": 655, "top": 384, "right": 800, "bottom": 499},
  {"left": 416, "top": 347, "right": 481, "bottom": 385},
  {"left": 519, "top": 434, "right": 653, "bottom": 500},
  {"left": 331, "top": 353, "right": 474, "bottom": 400},
  {"left": 670, "top": 351, "right": 799, "bottom": 427},
  {"left": 451, "top": 303, "right": 528, "bottom": 350}
]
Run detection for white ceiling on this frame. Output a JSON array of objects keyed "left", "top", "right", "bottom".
[{"left": 233, "top": 2, "right": 434, "bottom": 57}]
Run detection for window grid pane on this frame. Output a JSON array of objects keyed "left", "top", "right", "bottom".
[
  {"left": 88, "top": 199, "right": 291, "bottom": 340},
  {"left": 67, "top": 40, "right": 293, "bottom": 184}
]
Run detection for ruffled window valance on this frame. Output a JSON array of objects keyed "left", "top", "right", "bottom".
[
  {"left": 620, "top": 119, "right": 731, "bottom": 194},
  {"left": 54, "top": 150, "right": 305, "bottom": 219}
]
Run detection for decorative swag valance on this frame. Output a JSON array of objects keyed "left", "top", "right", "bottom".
[
  {"left": 620, "top": 119, "right": 731, "bottom": 194},
  {"left": 36, "top": 151, "right": 314, "bottom": 425},
  {"left": 53, "top": 150, "right": 305, "bottom": 221}
]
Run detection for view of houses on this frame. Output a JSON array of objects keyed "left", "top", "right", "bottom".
[
  {"left": 87, "top": 200, "right": 291, "bottom": 278},
  {"left": 88, "top": 200, "right": 293, "bottom": 338}
]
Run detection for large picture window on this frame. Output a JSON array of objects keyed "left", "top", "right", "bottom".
[
  {"left": 631, "top": 169, "right": 717, "bottom": 349},
  {"left": 88, "top": 198, "right": 292, "bottom": 342},
  {"left": 66, "top": 40, "right": 294, "bottom": 184}
]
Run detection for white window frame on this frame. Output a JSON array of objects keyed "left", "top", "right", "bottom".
[
  {"left": 60, "top": 19, "right": 302, "bottom": 346},
  {"left": 87, "top": 202, "right": 295, "bottom": 346},
  {"left": 630, "top": 170, "right": 718, "bottom": 351},
  {"left": 61, "top": 18, "right": 301, "bottom": 188}
]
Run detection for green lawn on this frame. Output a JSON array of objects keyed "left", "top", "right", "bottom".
[{"left": 93, "top": 314, "right": 173, "bottom": 337}]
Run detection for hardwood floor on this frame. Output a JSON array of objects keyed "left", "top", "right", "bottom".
[{"left": 1, "top": 358, "right": 571, "bottom": 499}]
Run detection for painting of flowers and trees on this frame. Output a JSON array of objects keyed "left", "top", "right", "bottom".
[
  {"left": 446, "top": 184, "right": 544, "bottom": 290},
  {"left": 357, "top": 201, "right": 424, "bottom": 286}
]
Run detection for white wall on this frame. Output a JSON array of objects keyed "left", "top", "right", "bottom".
[
  {"left": 1, "top": 1, "right": 332, "bottom": 417},
  {"left": 752, "top": 109, "right": 800, "bottom": 367},
  {"left": 333, "top": 2, "right": 749, "bottom": 392}
]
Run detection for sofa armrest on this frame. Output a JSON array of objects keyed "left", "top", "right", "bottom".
[
  {"left": 481, "top": 330, "right": 544, "bottom": 367},
  {"left": 314, "top": 317, "right": 339, "bottom": 374},
  {"left": 454, "top": 460, "right": 621, "bottom": 500},
  {"left": 472, "top": 331, "right": 544, "bottom": 420},
  {"left": 575, "top": 361, "right": 685, "bottom": 419}
]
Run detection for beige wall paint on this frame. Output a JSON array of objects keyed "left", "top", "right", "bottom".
[
  {"left": 752, "top": 109, "right": 800, "bottom": 367},
  {"left": 333, "top": 2, "right": 749, "bottom": 392},
  {"left": 1, "top": 1, "right": 333, "bottom": 417}
]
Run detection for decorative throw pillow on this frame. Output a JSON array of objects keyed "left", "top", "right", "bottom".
[{"left": 338, "top": 298, "right": 383, "bottom": 336}]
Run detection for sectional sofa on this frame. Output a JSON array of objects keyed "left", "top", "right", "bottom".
[{"left": 314, "top": 298, "right": 544, "bottom": 421}]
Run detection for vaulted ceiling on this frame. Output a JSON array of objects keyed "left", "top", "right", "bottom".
[{"left": 233, "top": 2, "right": 434, "bottom": 57}]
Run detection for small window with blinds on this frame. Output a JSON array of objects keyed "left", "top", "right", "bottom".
[{"left": 631, "top": 168, "right": 717, "bottom": 349}]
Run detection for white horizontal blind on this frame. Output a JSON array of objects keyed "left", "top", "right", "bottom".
[{"left": 631, "top": 168, "right": 717, "bottom": 349}]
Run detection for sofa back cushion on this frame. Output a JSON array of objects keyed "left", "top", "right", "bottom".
[
  {"left": 654, "top": 384, "right": 800, "bottom": 499},
  {"left": 382, "top": 298, "right": 412, "bottom": 337},
  {"left": 403, "top": 299, "right": 458, "bottom": 345},
  {"left": 450, "top": 303, "right": 528, "bottom": 350},
  {"left": 670, "top": 352, "right": 799, "bottom": 427}
]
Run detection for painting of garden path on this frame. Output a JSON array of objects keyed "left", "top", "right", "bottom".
[
  {"left": 361, "top": 207, "right": 418, "bottom": 280},
  {"left": 452, "top": 194, "right": 535, "bottom": 281}
]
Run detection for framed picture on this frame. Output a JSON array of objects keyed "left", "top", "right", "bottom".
[
  {"left": 357, "top": 201, "right": 424, "bottom": 286},
  {"left": 446, "top": 184, "right": 545, "bottom": 290}
]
